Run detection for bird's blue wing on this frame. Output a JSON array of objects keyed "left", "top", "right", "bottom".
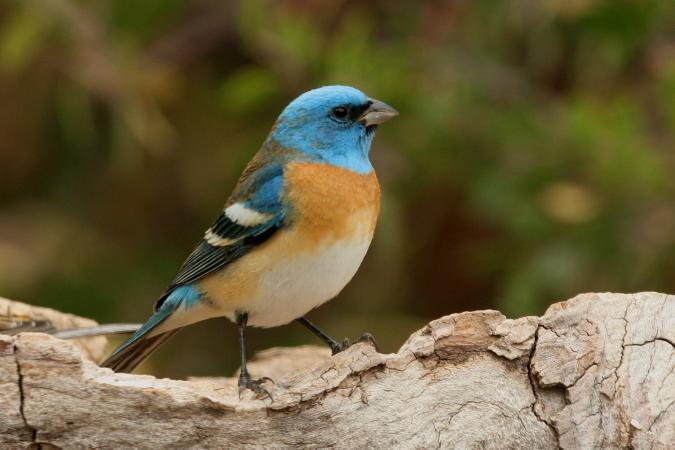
[
  {"left": 104, "top": 160, "right": 286, "bottom": 372},
  {"left": 159, "top": 161, "right": 285, "bottom": 305}
]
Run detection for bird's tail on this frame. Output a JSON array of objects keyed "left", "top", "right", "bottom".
[
  {"left": 101, "top": 329, "right": 179, "bottom": 373},
  {"left": 100, "top": 292, "right": 183, "bottom": 373}
]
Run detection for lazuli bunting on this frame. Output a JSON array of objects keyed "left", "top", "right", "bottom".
[{"left": 101, "top": 86, "right": 398, "bottom": 394}]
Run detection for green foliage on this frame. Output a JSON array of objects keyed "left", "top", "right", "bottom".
[{"left": 0, "top": 5, "right": 51, "bottom": 72}]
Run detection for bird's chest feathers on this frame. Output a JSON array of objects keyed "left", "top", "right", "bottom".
[
  {"left": 283, "top": 162, "right": 380, "bottom": 244},
  {"left": 233, "top": 163, "right": 380, "bottom": 327},
  {"left": 200, "top": 162, "right": 381, "bottom": 328}
]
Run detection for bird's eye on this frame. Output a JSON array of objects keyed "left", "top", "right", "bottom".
[{"left": 331, "top": 106, "right": 349, "bottom": 121}]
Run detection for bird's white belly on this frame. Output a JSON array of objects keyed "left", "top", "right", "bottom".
[{"left": 246, "top": 236, "right": 371, "bottom": 327}]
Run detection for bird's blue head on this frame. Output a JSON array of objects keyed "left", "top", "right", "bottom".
[{"left": 268, "top": 86, "right": 398, "bottom": 174}]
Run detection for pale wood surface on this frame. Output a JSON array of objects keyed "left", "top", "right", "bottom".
[{"left": 0, "top": 292, "right": 672, "bottom": 449}]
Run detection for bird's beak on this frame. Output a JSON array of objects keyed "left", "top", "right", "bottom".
[{"left": 358, "top": 98, "right": 399, "bottom": 127}]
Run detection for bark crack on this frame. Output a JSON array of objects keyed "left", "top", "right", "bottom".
[
  {"left": 13, "top": 342, "right": 38, "bottom": 447},
  {"left": 526, "top": 325, "right": 560, "bottom": 447},
  {"left": 625, "top": 337, "right": 675, "bottom": 348}
]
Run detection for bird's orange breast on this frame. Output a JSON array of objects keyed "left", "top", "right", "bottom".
[
  {"left": 192, "top": 162, "right": 381, "bottom": 328},
  {"left": 283, "top": 162, "right": 380, "bottom": 247}
]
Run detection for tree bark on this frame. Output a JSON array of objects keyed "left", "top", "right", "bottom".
[{"left": 0, "top": 292, "right": 673, "bottom": 449}]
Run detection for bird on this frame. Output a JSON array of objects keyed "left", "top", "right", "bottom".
[{"left": 100, "top": 85, "right": 398, "bottom": 395}]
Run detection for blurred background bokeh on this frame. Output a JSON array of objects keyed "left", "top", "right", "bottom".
[{"left": 1, "top": 0, "right": 674, "bottom": 378}]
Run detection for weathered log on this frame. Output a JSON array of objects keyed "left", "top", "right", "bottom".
[{"left": 0, "top": 292, "right": 672, "bottom": 449}]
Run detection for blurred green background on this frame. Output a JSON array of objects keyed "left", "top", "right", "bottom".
[{"left": 1, "top": 0, "right": 674, "bottom": 378}]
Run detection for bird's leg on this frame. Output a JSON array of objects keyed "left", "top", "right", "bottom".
[
  {"left": 296, "top": 316, "right": 341, "bottom": 353},
  {"left": 296, "top": 316, "right": 378, "bottom": 355},
  {"left": 235, "top": 311, "right": 273, "bottom": 399}
]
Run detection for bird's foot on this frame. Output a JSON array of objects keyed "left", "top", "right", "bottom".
[
  {"left": 331, "top": 332, "right": 379, "bottom": 355},
  {"left": 238, "top": 375, "right": 274, "bottom": 401}
]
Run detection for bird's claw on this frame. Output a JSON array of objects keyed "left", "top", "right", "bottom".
[
  {"left": 238, "top": 376, "right": 274, "bottom": 401},
  {"left": 356, "top": 332, "right": 379, "bottom": 350},
  {"left": 331, "top": 332, "right": 379, "bottom": 355},
  {"left": 261, "top": 376, "right": 275, "bottom": 384}
]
